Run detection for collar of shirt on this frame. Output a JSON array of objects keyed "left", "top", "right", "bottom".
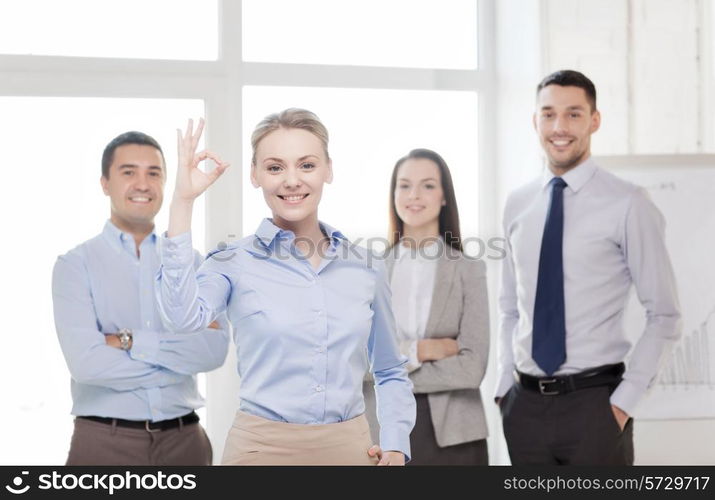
[
  {"left": 541, "top": 156, "right": 598, "bottom": 194},
  {"left": 102, "top": 220, "right": 157, "bottom": 257},
  {"left": 254, "top": 217, "right": 347, "bottom": 251}
]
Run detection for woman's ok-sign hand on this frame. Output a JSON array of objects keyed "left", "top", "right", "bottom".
[{"left": 174, "top": 118, "right": 229, "bottom": 202}]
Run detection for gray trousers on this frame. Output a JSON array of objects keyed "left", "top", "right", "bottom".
[
  {"left": 500, "top": 384, "right": 634, "bottom": 465},
  {"left": 66, "top": 417, "right": 213, "bottom": 466}
]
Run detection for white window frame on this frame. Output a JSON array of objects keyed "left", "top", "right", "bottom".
[{"left": 0, "top": 0, "right": 496, "bottom": 462}]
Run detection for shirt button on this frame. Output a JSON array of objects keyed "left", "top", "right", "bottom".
[
  {"left": 315, "top": 385, "right": 324, "bottom": 392},
  {"left": 317, "top": 311, "right": 324, "bottom": 317},
  {"left": 316, "top": 347, "right": 325, "bottom": 353},
  {"left": 145, "top": 320, "right": 151, "bottom": 327}
]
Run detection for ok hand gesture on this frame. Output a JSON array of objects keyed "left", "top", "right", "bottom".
[
  {"left": 168, "top": 118, "right": 229, "bottom": 237},
  {"left": 174, "top": 118, "right": 230, "bottom": 202}
]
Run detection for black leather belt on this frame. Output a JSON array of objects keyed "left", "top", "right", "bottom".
[
  {"left": 79, "top": 411, "right": 199, "bottom": 432},
  {"left": 516, "top": 363, "right": 625, "bottom": 396}
]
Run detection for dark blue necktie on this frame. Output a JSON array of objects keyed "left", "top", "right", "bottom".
[{"left": 532, "top": 177, "right": 567, "bottom": 375}]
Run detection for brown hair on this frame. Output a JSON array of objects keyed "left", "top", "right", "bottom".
[
  {"left": 101, "top": 131, "right": 164, "bottom": 178},
  {"left": 537, "top": 69, "right": 598, "bottom": 112},
  {"left": 388, "top": 148, "right": 463, "bottom": 252},
  {"left": 250, "top": 108, "right": 329, "bottom": 164}
]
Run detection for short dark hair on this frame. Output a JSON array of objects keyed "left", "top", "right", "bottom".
[
  {"left": 536, "top": 70, "right": 597, "bottom": 112},
  {"left": 388, "top": 148, "right": 463, "bottom": 252},
  {"left": 101, "top": 131, "right": 164, "bottom": 178}
]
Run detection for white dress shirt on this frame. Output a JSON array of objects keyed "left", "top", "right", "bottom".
[
  {"left": 391, "top": 240, "right": 440, "bottom": 372},
  {"left": 496, "top": 157, "right": 682, "bottom": 415}
]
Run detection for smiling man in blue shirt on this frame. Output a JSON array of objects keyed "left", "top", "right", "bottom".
[{"left": 52, "top": 131, "right": 230, "bottom": 465}]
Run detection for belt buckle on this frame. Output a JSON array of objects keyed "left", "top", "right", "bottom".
[
  {"left": 145, "top": 420, "right": 161, "bottom": 433},
  {"left": 538, "top": 378, "right": 560, "bottom": 395}
]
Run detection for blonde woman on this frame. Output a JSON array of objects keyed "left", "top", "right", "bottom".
[{"left": 156, "top": 109, "right": 415, "bottom": 465}]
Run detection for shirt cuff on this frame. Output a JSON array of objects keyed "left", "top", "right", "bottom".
[
  {"left": 609, "top": 378, "right": 645, "bottom": 416},
  {"left": 405, "top": 340, "right": 422, "bottom": 373},
  {"left": 495, "top": 367, "right": 516, "bottom": 399},
  {"left": 158, "top": 231, "right": 194, "bottom": 268},
  {"left": 379, "top": 428, "right": 412, "bottom": 463},
  {"left": 129, "top": 329, "right": 160, "bottom": 365}
]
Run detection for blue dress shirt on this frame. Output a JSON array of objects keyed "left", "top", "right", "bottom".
[
  {"left": 156, "top": 218, "right": 416, "bottom": 457},
  {"left": 52, "top": 221, "right": 230, "bottom": 422}
]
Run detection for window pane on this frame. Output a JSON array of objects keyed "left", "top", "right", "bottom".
[
  {"left": 242, "top": 0, "right": 478, "bottom": 69},
  {"left": 0, "top": 97, "right": 205, "bottom": 464},
  {"left": 0, "top": 0, "right": 218, "bottom": 60},
  {"left": 242, "top": 86, "right": 478, "bottom": 245}
]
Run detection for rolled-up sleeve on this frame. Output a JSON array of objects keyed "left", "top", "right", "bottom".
[{"left": 367, "top": 259, "right": 416, "bottom": 461}]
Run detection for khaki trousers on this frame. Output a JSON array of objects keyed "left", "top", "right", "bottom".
[{"left": 222, "top": 411, "right": 378, "bottom": 466}]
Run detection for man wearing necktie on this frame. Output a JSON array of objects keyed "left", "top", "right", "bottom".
[{"left": 495, "top": 70, "right": 681, "bottom": 465}]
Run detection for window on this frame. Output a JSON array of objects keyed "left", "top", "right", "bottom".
[
  {"left": 242, "top": 0, "right": 478, "bottom": 69},
  {"left": 0, "top": 0, "right": 218, "bottom": 60}
]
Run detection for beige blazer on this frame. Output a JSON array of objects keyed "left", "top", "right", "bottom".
[{"left": 364, "top": 244, "right": 490, "bottom": 447}]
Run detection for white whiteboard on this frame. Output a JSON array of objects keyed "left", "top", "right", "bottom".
[{"left": 598, "top": 155, "right": 715, "bottom": 420}]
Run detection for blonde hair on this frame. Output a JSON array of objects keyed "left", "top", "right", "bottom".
[{"left": 250, "top": 108, "right": 330, "bottom": 165}]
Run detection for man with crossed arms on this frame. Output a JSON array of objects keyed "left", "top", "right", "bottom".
[{"left": 53, "top": 131, "right": 229, "bottom": 465}]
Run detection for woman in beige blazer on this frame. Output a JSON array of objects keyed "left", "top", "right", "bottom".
[{"left": 364, "top": 148, "right": 490, "bottom": 465}]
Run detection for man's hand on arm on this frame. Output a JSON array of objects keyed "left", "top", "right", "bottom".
[{"left": 105, "top": 334, "right": 132, "bottom": 350}]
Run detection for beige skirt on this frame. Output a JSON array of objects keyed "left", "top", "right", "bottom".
[{"left": 221, "top": 411, "right": 379, "bottom": 466}]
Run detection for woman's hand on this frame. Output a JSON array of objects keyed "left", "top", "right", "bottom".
[
  {"left": 368, "top": 445, "right": 406, "bottom": 466},
  {"left": 417, "top": 338, "right": 459, "bottom": 362},
  {"left": 168, "top": 118, "right": 229, "bottom": 237},
  {"left": 174, "top": 118, "right": 229, "bottom": 203}
]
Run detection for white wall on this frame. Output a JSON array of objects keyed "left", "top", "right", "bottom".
[
  {"left": 489, "top": 0, "right": 545, "bottom": 465},
  {"left": 542, "top": 0, "right": 712, "bottom": 155},
  {"left": 635, "top": 420, "right": 715, "bottom": 464}
]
